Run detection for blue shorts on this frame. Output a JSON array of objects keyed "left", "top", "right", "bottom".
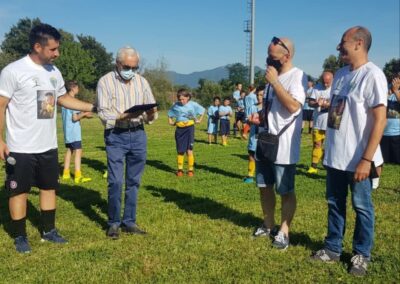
[
  {"left": 256, "top": 161, "right": 296, "bottom": 195},
  {"left": 65, "top": 141, "right": 82, "bottom": 150},
  {"left": 175, "top": 125, "right": 194, "bottom": 153},
  {"left": 248, "top": 124, "right": 257, "bottom": 152},
  {"left": 220, "top": 119, "right": 230, "bottom": 135}
]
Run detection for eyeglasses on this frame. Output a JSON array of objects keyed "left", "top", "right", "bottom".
[
  {"left": 121, "top": 65, "right": 140, "bottom": 71},
  {"left": 271, "top": 36, "right": 290, "bottom": 55}
]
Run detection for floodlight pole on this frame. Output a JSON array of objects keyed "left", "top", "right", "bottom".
[{"left": 250, "top": 0, "right": 255, "bottom": 85}]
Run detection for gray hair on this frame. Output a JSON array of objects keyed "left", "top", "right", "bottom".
[
  {"left": 351, "top": 26, "right": 372, "bottom": 52},
  {"left": 116, "top": 46, "right": 140, "bottom": 63}
]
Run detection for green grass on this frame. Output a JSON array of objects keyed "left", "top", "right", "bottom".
[{"left": 0, "top": 111, "right": 399, "bottom": 283}]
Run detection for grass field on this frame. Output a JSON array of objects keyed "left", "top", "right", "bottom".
[{"left": 0, "top": 111, "right": 399, "bottom": 283}]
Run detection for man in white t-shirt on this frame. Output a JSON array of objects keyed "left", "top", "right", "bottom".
[
  {"left": 0, "top": 23, "right": 96, "bottom": 254},
  {"left": 307, "top": 70, "right": 333, "bottom": 174},
  {"left": 311, "top": 26, "right": 387, "bottom": 277},
  {"left": 253, "top": 36, "right": 307, "bottom": 251}
]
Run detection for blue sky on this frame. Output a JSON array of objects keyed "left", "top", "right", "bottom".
[{"left": 0, "top": 0, "right": 398, "bottom": 78}]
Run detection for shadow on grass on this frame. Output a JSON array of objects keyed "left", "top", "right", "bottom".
[
  {"left": 194, "top": 138, "right": 211, "bottom": 145},
  {"left": 81, "top": 157, "right": 107, "bottom": 175},
  {"left": 57, "top": 184, "right": 108, "bottom": 229},
  {"left": 146, "top": 159, "right": 175, "bottom": 173},
  {"left": 196, "top": 163, "right": 243, "bottom": 179},
  {"left": 290, "top": 231, "right": 324, "bottom": 251},
  {"left": 231, "top": 153, "right": 248, "bottom": 161},
  {"left": 145, "top": 185, "right": 261, "bottom": 228},
  {"left": 296, "top": 163, "right": 326, "bottom": 180}
]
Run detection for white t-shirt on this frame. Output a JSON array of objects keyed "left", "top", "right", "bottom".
[
  {"left": 323, "top": 62, "right": 387, "bottom": 171},
  {"left": 0, "top": 55, "right": 66, "bottom": 153},
  {"left": 310, "top": 86, "right": 332, "bottom": 130},
  {"left": 260, "top": 67, "right": 307, "bottom": 164}
]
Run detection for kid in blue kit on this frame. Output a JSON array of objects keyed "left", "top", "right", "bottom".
[
  {"left": 168, "top": 89, "right": 205, "bottom": 176},
  {"left": 207, "top": 96, "right": 221, "bottom": 144},
  {"left": 61, "top": 81, "right": 93, "bottom": 183},
  {"left": 219, "top": 97, "right": 233, "bottom": 146}
]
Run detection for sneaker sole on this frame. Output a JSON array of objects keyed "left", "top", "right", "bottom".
[{"left": 40, "top": 238, "right": 68, "bottom": 244}]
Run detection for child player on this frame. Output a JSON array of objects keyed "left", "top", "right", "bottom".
[
  {"left": 219, "top": 97, "right": 233, "bottom": 146},
  {"left": 168, "top": 89, "right": 205, "bottom": 177},
  {"left": 207, "top": 96, "right": 221, "bottom": 144}
]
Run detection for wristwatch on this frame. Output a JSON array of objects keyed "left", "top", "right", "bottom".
[{"left": 91, "top": 105, "right": 98, "bottom": 113}]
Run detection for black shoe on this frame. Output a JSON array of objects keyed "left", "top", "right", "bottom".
[
  {"left": 107, "top": 225, "right": 119, "bottom": 240},
  {"left": 121, "top": 224, "right": 147, "bottom": 235}
]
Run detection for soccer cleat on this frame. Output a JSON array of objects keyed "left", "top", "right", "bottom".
[
  {"left": 310, "top": 248, "right": 340, "bottom": 262},
  {"left": 187, "top": 171, "right": 194, "bottom": 177},
  {"left": 74, "top": 176, "right": 92, "bottom": 184},
  {"left": 243, "top": 177, "right": 254, "bottom": 183},
  {"left": 41, "top": 228, "right": 68, "bottom": 243},
  {"left": 176, "top": 170, "right": 184, "bottom": 177},
  {"left": 14, "top": 236, "right": 31, "bottom": 254},
  {"left": 307, "top": 166, "right": 318, "bottom": 174},
  {"left": 349, "top": 254, "right": 369, "bottom": 276},
  {"left": 272, "top": 231, "right": 289, "bottom": 250}
]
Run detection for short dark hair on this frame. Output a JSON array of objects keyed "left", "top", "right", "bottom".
[
  {"left": 177, "top": 88, "right": 191, "bottom": 99},
  {"left": 352, "top": 26, "right": 372, "bottom": 52},
  {"left": 223, "top": 97, "right": 231, "bottom": 102},
  {"left": 29, "top": 23, "right": 61, "bottom": 50},
  {"left": 213, "top": 96, "right": 221, "bottom": 102},
  {"left": 65, "top": 80, "right": 78, "bottom": 92},
  {"left": 256, "top": 85, "right": 266, "bottom": 93}
]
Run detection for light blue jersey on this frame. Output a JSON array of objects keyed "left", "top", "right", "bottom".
[
  {"left": 62, "top": 108, "right": 81, "bottom": 144},
  {"left": 244, "top": 92, "right": 258, "bottom": 119},
  {"left": 218, "top": 105, "right": 233, "bottom": 120},
  {"left": 384, "top": 93, "right": 400, "bottom": 136},
  {"left": 207, "top": 105, "right": 219, "bottom": 134},
  {"left": 237, "top": 98, "right": 245, "bottom": 110},
  {"left": 233, "top": 90, "right": 240, "bottom": 102},
  {"left": 168, "top": 101, "right": 205, "bottom": 122}
]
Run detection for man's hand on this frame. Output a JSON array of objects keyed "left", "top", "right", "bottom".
[
  {"left": 0, "top": 140, "right": 9, "bottom": 161},
  {"left": 354, "top": 159, "right": 371, "bottom": 182},
  {"left": 265, "top": 66, "right": 279, "bottom": 85},
  {"left": 145, "top": 107, "right": 157, "bottom": 121},
  {"left": 118, "top": 110, "right": 143, "bottom": 121}
]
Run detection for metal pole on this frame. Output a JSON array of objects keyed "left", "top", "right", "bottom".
[{"left": 250, "top": 0, "right": 255, "bottom": 85}]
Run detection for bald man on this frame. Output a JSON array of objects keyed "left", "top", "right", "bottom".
[
  {"left": 311, "top": 26, "right": 387, "bottom": 277},
  {"left": 307, "top": 70, "right": 334, "bottom": 174},
  {"left": 253, "top": 37, "right": 307, "bottom": 250}
]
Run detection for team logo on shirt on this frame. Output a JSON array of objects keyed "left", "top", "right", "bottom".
[
  {"left": 10, "top": 180, "right": 17, "bottom": 190},
  {"left": 37, "top": 90, "right": 56, "bottom": 119},
  {"left": 50, "top": 77, "right": 58, "bottom": 89},
  {"left": 32, "top": 77, "right": 41, "bottom": 87}
]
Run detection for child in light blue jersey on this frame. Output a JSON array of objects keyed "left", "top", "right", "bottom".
[
  {"left": 207, "top": 96, "right": 221, "bottom": 144},
  {"left": 61, "top": 81, "right": 93, "bottom": 183},
  {"left": 168, "top": 89, "right": 205, "bottom": 176},
  {"left": 219, "top": 97, "right": 233, "bottom": 146}
]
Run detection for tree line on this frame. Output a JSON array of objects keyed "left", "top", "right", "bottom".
[{"left": 1, "top": 18, "right": 399, "bottom": 109}]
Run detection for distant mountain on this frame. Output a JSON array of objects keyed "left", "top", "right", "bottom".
[{"left": 167, "top": 66, "right": 264, "bottom": 88}]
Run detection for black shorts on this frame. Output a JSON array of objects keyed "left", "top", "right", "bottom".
[
  {"left": 220, "top": 119, "right": 230, "bottom": 135},
  {"left": 235, "top": 111, "right": 246, "bottom": 123},
  {"left": 302, "top": 109, "right": 313, "bottom": 121},
  {"left": 65, "top": 141, "right": 82, "bottom": 150},
  {"left": 175, "top": 125, "right": 195, "bottom": 153},
  {"left": 5, "top": 149, "right": 60, "bottom": 197},
  {"left": 380, "top": 135, "right": 400, "bottom": 164}
]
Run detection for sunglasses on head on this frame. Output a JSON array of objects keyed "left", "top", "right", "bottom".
[
  {"left": 271, "top": 36, "right": 290, "bottom": 54},
  {"left": 121, "top": 65, "right": 140, "bottom": 71}
]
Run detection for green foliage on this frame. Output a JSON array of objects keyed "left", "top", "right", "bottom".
[
  {"left": 76, "top": 85, "right": 96, "bottom": 104},
  {"left": 226, "top": 62, "right": 248, "bottom": 87},
  {"left": 143, "top": 57, "right": 175, "bottom": 110},
  {"left": 55, "top": 41, "right": 96, "bottom": 86},
  {"left": 0, "top": 17, "right": 41, "bottom": 57},
  {"left": 0, "top": 51, "right": 18, "bottom": 71},
  {"left": 77, "top": 35, "right": 114, "bottom": 88},
  {"left": 322, "top": 54, "right": 345, "bottom": 74},
  {"left": 383, "top": 58, "right": 400, "bottom": 82},
  {"left": 0, "top": 112, "right": 398, "bottom": 283},
  {"left": 196, "top": 79, "right": 224, "bottom": 106},
  {"left": 254, "top": 69, "right": 266, "bottom": 88}
]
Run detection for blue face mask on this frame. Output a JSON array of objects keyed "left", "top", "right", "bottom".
[{"left": 119, "top": 69, "right": 135, "bottom": 80}]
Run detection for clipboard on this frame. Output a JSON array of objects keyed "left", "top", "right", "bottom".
[{"left": 124, "top": 103, "right": 158, "bottom": 113}]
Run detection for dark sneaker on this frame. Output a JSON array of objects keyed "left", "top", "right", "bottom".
[
  {"left": 14, "top": 236, "right": 31, "bottom": 254},
  {"left": 311, "top": 248, "right": 340, "bottom": 262},
  {"left": 272, "top": 231, "right": 289, "bottom": 250},
  {"left": 349, "top": 254, "right": 369, "bottom": 276},
  {"left": 41, "top": 229, "right": 68, "bottom": 243},
  {"left": 121, "top": 224, "right": 147, "bottom": 235},
  {"left": 253, "top": 224, "right": 279, "bottom": 238},
  {"left": 107, "top": 225, "right": 120, "bottom": 240}
]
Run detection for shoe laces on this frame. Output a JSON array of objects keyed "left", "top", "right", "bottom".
[
  {"left": 275, "top": 231, "right": 286, "bottom": 242},
  {"left": 351, "top": 255, "right": 366, "bottom": 266}
]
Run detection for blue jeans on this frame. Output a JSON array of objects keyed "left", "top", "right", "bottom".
[
  {"left": 105, "top": 128, "right": 147, "bottom": 227},
  {"left": 324, "top": 167, "right": 374, "bottom": 258}
]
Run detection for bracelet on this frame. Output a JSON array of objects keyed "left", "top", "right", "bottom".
[{"left": 361, "top": 157, "right": 372, "bottom": 163}]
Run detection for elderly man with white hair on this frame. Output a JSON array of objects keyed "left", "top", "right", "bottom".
[{"left": 97, "top": 46, "right": 157, "bottom": 239}]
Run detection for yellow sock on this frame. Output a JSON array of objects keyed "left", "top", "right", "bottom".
[
  {"left": 75, "top": 170, "right": 82, "bottom": 179},
  {"left": 188, "top": 154, "right": 194, "bottom": 171},
  {"left": 62, "top": 169, "right": 70, "bottom": 179},
  {"left": 312, "top": 147, "right": 323, "bottom": 165},
  {"left": 248, "top": 160, "right": 255, "bottom": 177},
  {"left": 177, "top": 154, "right": 184, "bottom": 170}
]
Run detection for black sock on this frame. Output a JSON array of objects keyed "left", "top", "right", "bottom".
[
  {"left": 41, "top": 209, "right": 56, "bottom": 233},
  {"left": 11, "top": 217, "right": 27, "bottom": 238}
]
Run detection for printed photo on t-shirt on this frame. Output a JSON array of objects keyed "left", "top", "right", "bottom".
[
  {"left": 387, "top": 100, "right": 400, "bottom": 119},
  {"left": 327, "top": 95, "right": 346, "bottom": 130},
  {"left": 37, "top": 90, "right": 56, "bottom": 119}
]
